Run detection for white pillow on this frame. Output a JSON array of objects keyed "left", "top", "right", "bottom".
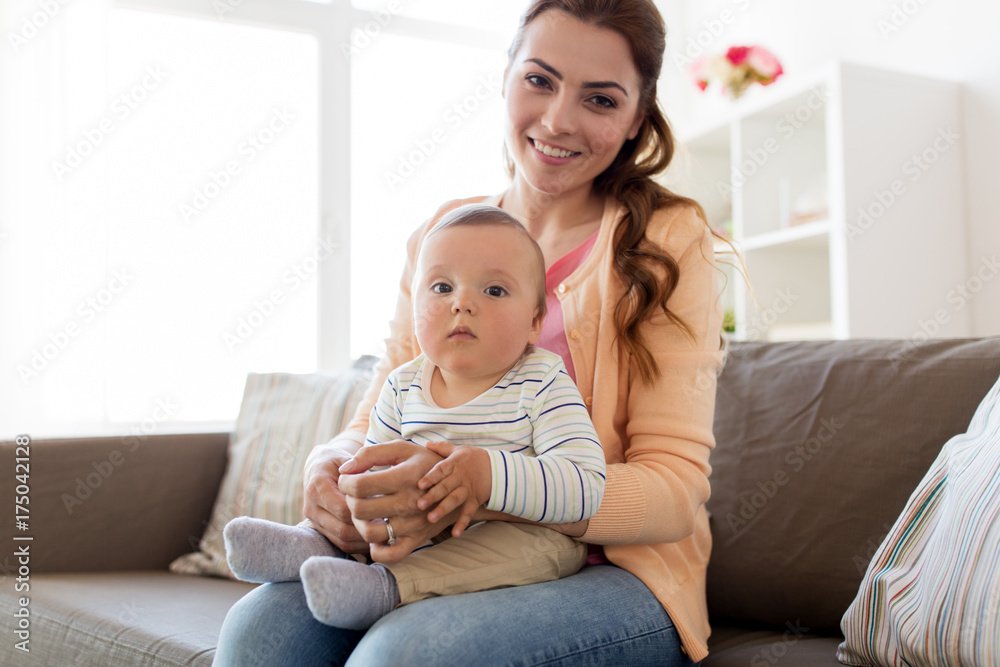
[
  {"left": 838, "top": 372, "right": 1000, "bottom": 665},
  {"left": 170, "top": 369, "right": 370, "bottom": 579}
]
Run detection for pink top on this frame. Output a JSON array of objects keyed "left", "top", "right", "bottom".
[
  {"left": 536, "top": 231, "right": 599, "bottom": 383},
  {"left": 534, "top": 229, "right": 607, "bottom": 566}
]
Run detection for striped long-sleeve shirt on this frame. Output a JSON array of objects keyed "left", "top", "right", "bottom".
[{"left": 365, "top": 347, "right": 606, "bottom": 523}]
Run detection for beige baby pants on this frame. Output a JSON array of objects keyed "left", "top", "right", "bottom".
[{"left": 385, "top": 520, "right": 587, "bottom": 605}]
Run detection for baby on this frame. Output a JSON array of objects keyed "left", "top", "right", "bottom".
[{"left": 224, "top": 203, "right": 605, "bottom": 630}]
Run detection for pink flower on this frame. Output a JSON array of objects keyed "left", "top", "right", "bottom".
[
  {"left": 690, "top": 45, "right": 784, "bottom": 99},
  {"left": 746, "top": 46, "right": 783, "bottom": 83},
  {"left": 726, "top": 46, "right": 750, "bottom": 65}
]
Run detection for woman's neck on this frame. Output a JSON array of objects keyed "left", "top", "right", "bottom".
[
  {"left": 501, "top": 179, "right": 606, "bottom": 269},
  {"left": 501, "top": 179, "right": 605, "bottom": 239}
]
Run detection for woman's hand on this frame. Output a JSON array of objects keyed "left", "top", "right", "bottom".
[
  {"left": 418, "top": 440, "right": 492, "bottom": 537},
  {"left": 302, "top": 442, "right": 370, "bottom": 554},
  {"left": 338, "top": 441, "right": 461, "bottom": 564}
]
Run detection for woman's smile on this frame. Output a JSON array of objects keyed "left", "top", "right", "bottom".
[{"left": 530, "top": 137, "right": 581, "bottom": 162}]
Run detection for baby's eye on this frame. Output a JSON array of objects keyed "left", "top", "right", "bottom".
[
  {"left": 432, "top": 283, "right": 452, "bottom": 294},
  {"left": 485, "top": 286, "right": 507, "bottom": 297}
]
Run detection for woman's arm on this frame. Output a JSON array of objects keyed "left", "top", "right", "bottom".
[{"left": 582, "top": 205, "right": 724, "bottom": 546}]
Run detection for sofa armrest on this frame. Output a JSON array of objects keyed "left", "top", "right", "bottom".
[{"left": 1, "top": 432, "right": 229, "bottom": 574}]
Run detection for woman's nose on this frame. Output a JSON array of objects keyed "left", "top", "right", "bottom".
[{"left": 540, "top": 91, "right": 577, "bottom": 136}]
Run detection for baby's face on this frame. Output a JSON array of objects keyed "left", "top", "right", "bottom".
[{"left": 413, "top": 223, "right": 542, "bottom": 381}]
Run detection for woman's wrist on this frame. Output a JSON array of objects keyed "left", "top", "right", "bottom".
[{"left": 324, "top": 432, "right": 365, "bottom": 457}]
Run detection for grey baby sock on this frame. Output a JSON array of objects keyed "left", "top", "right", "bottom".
[
  {"left": 223, "top": 517, "right": 346, "bottom": 583},
  {"left": 300, "top": 556, "right": 401, "bottom": 630}
]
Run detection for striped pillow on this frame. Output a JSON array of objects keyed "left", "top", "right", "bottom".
[
  {"left": 170, "top": 369, "right": 371, "bottom": 579},
  {"left": 838, "top": 372, "right": 1000, "bottom": 665}
]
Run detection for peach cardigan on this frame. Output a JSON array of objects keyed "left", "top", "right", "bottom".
[{"left": 334, "top": 193, "right": 724, "bottom": 661}]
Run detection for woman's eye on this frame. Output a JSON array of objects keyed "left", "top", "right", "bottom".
[
  {"left": 432, "top": 283, "right": 452, "bottom": 294},
  {"left": 526, "top": 74, "right": 551, "bottom": 89},
  {"left": 485, "top": 286, "right": 507, "bottom": 297},
  {"left": 590, "top": 95, "right": 616, "bottom": 109}
]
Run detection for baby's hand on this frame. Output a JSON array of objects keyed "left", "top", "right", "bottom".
[{"left": 417, "top": 441, "right": 492, "bottom": 537}]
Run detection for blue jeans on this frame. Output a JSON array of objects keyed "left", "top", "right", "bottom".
[{"left": 213, "top": 564, "right": 698, "bottom": 666}]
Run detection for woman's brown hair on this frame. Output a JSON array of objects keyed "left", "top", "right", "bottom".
[{"left": 506, "top": 0, "right": 714, "bottom": 383}]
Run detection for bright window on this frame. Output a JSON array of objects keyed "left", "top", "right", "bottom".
[
  {"left": 349, "top": 32, "right": 509, "bottom": 359},
  {"left": 0, "top": 0, "right": 515, "bottom": 438}
]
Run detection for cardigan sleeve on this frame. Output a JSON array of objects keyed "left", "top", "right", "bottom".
[{"left": 582, "top": 205, "right": 724, "bottom": 545}]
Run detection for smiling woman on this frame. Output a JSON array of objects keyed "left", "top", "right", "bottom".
[{"left": 216, "top": 1, "right": 726, "bottom": 665}]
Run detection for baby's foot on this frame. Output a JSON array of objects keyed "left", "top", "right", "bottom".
[
  {"left": 223, "top": 517, "right": 345, "bottom": 583},
  {"left": 301, "top": 556, "right": 401, "bottom": 630}
]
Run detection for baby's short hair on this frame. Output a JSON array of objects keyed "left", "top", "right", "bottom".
[{"left": 429, "top": 204, "right": 547, "bottom": 321}]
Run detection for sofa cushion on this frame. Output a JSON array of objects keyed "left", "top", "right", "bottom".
[
  {"left": 0, "top": 432, "right": 228, "bottom": 574},
  {"left": 706, "top": 337, "right": 1000, "bottom": 632},
  {"left": 0, "top": 572, "right": 255, "bottom": 667},
  {"left": 837, "top": 369, "right": 1000, "bottom": 665},
  {"left": 170, "top": 366, "right": 372, "bottom": 579}
]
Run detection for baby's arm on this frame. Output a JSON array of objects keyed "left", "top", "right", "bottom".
[{"left": 484, "top": 365, "right": 606, "bottom": 524}]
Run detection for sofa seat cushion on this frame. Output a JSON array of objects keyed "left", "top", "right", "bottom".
[
  {"left": 0, "top": 572, "right": 255, "bottom": 667},
  {"left": 704, "top": 624, "right": 844, "bottom": 666}
]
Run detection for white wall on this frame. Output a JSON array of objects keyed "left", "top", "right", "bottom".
[{"left": 659, "top": 0, "right": 1000, "bottom": 337}]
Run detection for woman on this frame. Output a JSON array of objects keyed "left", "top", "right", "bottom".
[{"left": 215, "top": 1, "right": 724, "bottom": 664}]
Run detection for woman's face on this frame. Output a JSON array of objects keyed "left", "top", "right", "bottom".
[{"left": 503, "top": 10, "right": 645, "bottom": 199}]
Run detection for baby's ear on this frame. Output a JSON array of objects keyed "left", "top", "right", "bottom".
[{"left": 527, "top": 308, "right": 544, "bottom": 345}]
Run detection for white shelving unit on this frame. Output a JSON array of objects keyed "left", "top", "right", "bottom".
[{"left": 666, "top": 61, "right": 970, "bottom": 341}]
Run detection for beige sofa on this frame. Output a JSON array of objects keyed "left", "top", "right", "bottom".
[{"left": 2, "top": 336, "right": 998, "bottom": 666}]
